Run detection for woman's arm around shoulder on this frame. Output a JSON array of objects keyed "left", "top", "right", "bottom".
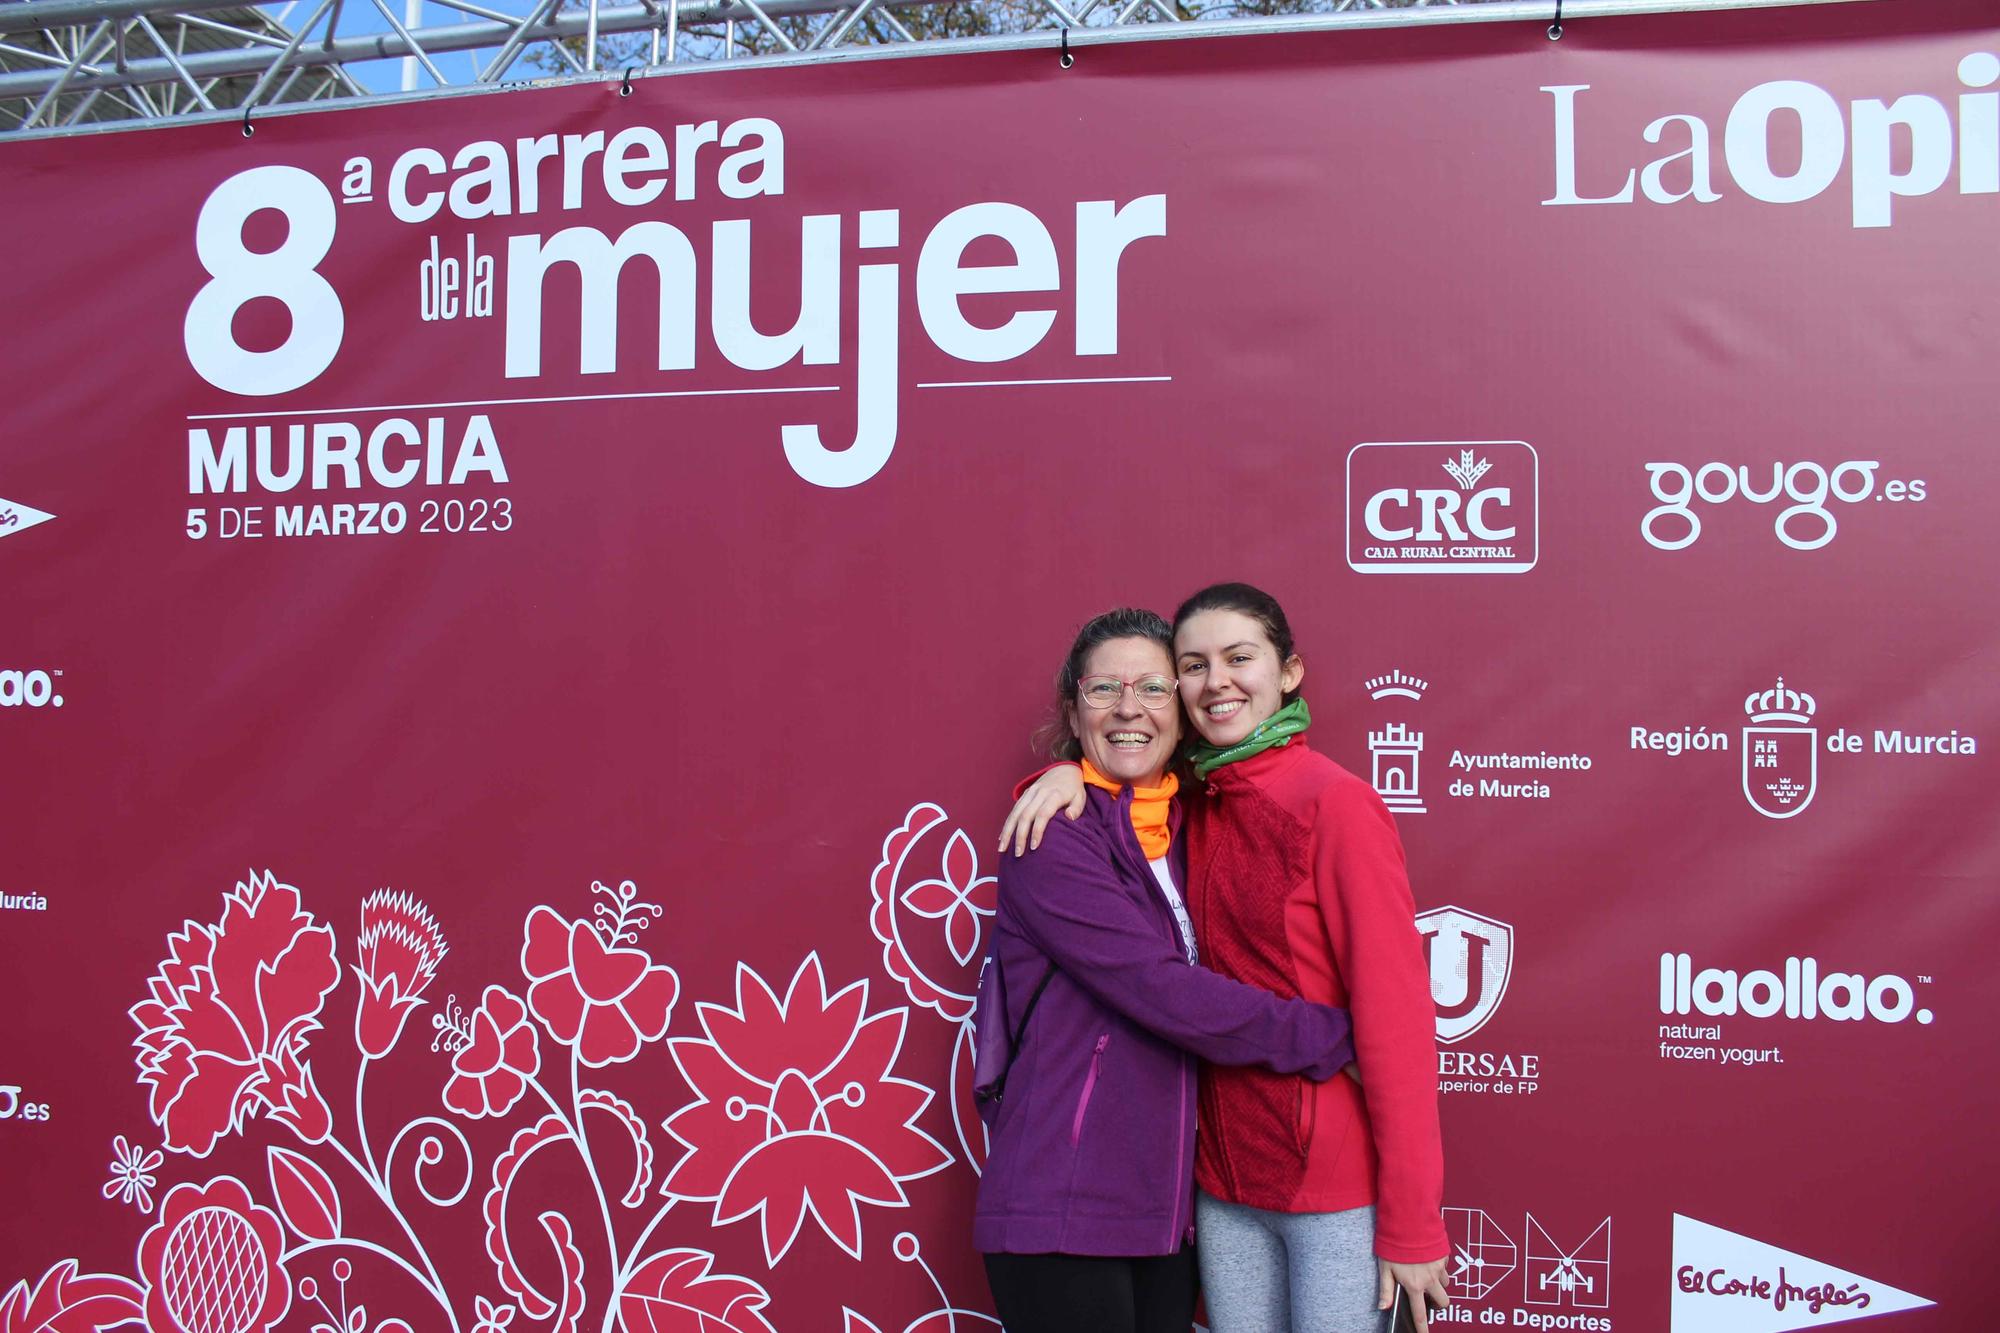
[{"left": 1002, "top": 816, "right": 1354, "bottom": 1078}]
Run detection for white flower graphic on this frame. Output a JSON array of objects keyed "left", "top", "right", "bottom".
[{"left": 101, "top": 1135, "right": 163, "bottom": 1213}]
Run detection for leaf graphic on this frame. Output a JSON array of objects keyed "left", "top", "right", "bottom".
[
  {"left": 268, "top": 1145, "right": 343, "bottom": 1241},
  {"left": 0, "top": 1260, "right": 144, "bottom": 1333},
  {"left": 579, "top": 1089, "right": 655, "bottom": 1207},
  {"left": 618, "top": 1251, "right": 778, "bottom": 1333},
  {"left": 542, "top": 1213, "right": 585, "bottom": 1333}
]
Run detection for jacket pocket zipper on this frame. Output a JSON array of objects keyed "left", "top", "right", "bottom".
[{"left": 1072, "top": 1035, "right": 1110, "bottom": 1146}]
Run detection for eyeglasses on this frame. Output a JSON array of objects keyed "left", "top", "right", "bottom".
[{"left": 1078, "top": 675, "right": 1178, "bottom": 710}]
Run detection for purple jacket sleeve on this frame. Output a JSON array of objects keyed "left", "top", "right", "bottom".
[{"left": 1001, "top": 813, "right": 1354, "bottom": 1079}]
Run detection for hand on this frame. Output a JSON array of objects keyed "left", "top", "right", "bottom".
[
  {"left": 997, "top": 765, "right": 1086, "bottom": 856},
  {"left": 1379, "top": 1258, "right": 1450, "bottom": 1333}
]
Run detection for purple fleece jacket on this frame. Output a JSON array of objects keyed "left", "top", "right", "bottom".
[{"left": 972, "top": 785, "right": 1356, "bottom": 1257}]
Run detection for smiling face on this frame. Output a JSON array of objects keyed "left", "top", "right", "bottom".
[
  {"left": 1175, "top": 608, "right": 1305, "bottom": 748},
  {"left": 1068, "top": 636, "right": 1182, "bottom": 787}
]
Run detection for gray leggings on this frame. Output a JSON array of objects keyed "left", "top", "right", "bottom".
[{"left": 1196, "top": 1191, "right": 1379, "bottom": 1333}]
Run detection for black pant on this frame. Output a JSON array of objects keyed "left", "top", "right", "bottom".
[{"left": 983, "top": 1247, "right": 1197, "bottom": 1333}]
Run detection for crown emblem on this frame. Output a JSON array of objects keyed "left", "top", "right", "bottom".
[
  {"left": 1744, "top": 676, "right": 1816, "bottom": 724},
  {"left": 1442, "top": 451, "right": 1492, "bottom": 491},
  {"left": 1365, "top": 669, "right": 1429, "bottom": 701}
]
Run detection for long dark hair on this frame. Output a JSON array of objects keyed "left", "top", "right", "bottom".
[
  {"left": 1171, "top": 581, "right": 1303, "bottom": 705},
  {"left": 1036, "top": 607, "right": 1175, "bottom": 761}
]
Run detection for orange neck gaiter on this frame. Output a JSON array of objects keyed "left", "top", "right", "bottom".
[{"left": 1080, "top": 759, "right": 1179, "bottom": 859}]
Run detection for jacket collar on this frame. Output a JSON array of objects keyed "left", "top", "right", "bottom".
[
  {"left": 1199, "top": 734, "right": 1313, "bottom": 790},
  {"left": 1082, "top": 782, "right": 1186, "bottom": 873}
]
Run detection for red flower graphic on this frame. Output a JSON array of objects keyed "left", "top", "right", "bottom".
[
  {"left": 443, "top": 986, "right": 542, "bottom": 1119},
  {"left": 255, "top": 1040, "right": 331, "bottom": 1144},
  {"left": 660, "top": 955, "right": 951, "bottom": 1266},
  {"left": 138, "top": 1176, "right": 292, "bottom": 1333},
  {"left": 354, "top": 888, "right": 448, "bottom": 1059},
  {"left": 520, "top": 883, "right": 677, "bottom": 1068},
  {"left": 870, "top": 805, "right": 995, "bottom": 1023},
  {"left": 0, "top": 1260, "right": 142, "bottom": 1333},
  {"left": 129, "top": 871, "right": 340, "bottom": 1156}
]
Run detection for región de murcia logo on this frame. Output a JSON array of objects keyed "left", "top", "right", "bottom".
[
  {"left": 1630, "top": 674, "right": 1976, "bottom": 821},
  {"left": 1741, "top": 677, "right": 1817, "bottom": 819}
]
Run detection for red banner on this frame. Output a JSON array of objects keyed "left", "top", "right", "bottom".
[{"left": 3, "top": 2, "right": 1995, "bottom": 1330}]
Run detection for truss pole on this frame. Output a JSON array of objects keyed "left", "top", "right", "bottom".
[
  {"left": 478, "top": 0, "right": 559, "bottom": 81},
  {"left": 369, "top": 0, "right": 447, "bottom": 86},
  {"left": 166, "top": 12, "right": 284, "bottom": 48},
  {"left": 401, "top": 0, "right": 420, "bottom": 86},
  {"left": 733, "top": 0, "right": 798, "bottom": 49},
  {"left": 237, "top": 0, "right": 335, "bottom": 116},
  {"left": 0, "top": 40, "right": 88, "bottom": 69},
  {"left": 2, "top": 0, "right": 1886, "bottom": 135},
  {"left": 872, "top": 6, "right": 914, "bottom": 41},
  {"left": 816, "top": 0, "right": 874, "bottom": 51},
  {"left": 21, "top": 19, "right": 111, "bottom": 127}
]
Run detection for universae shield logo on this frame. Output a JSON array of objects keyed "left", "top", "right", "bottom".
[
  {"left": 1417, "top": 906, "right": 1513, "bottom": 1044},
  {"left": 1741, "top": 676, "right": 1819, "bottom": 820}
]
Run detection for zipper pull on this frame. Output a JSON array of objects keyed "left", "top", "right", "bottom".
[{"left": 1093, "top": 1034, "right": 1110, "bottom": 1055}]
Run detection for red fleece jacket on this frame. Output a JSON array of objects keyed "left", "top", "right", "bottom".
[{"left": 1186, "top": 738, "right": 1447, "bottom": 1264}]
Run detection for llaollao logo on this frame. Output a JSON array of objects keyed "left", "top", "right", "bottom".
[{"left": 0, "top": 669, "right": 64, "bottom": 709}]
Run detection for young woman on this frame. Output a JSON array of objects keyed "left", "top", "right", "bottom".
[
  {"left": 974, "top": 607, "right": 1359, "bottom": 1333},
  {"left": 1002, "top": 584, "right": 1450, "bottom": 1333}
]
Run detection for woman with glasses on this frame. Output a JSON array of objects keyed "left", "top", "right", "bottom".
[
  {"left": 1001, "top": 584, "right": 1450, "bottom": 1333},
  {"left": 973, "top": 606, "right": 1360, "bottom": 1333}
]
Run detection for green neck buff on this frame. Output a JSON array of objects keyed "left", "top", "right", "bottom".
[{"left": 1188, "top": 698, "right": 1311, "bottom": 781}]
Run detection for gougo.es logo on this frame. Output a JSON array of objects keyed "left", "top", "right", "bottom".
[{"left": 1641, "top": 460, "right": 1926, "bottom": 551}]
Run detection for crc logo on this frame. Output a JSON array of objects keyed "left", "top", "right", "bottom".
[
  {"left": 1641, "top": 461, "right": 1925, "bottom": 551},
  {"left": 0, "top": 669, "right": 63, "bottom": 708},
  {"left": 1418, "top": 906, "right": 1513, "bottom": 1044},
  {"left": 1348, "top": 441, "right": 1538, "bottom": 574}
]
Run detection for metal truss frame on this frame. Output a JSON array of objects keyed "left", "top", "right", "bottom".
[{"left": 2, "top": 0, "right": 1870, "bottom": 137}]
